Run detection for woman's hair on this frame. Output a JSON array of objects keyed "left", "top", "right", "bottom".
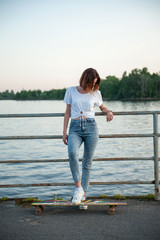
[{"left": 79, "top": 68, "right": 101, "bottom": 91}]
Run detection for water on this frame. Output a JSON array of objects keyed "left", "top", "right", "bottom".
[{"left": 0, "top": 100, "right": 160, "bottom": 200}]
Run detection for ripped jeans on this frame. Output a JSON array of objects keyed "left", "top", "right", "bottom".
[{"left": 68, "top": 118, "right": 99, "bottom": 193}]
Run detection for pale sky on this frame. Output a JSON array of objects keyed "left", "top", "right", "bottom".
[{"left": 0, "top": 0, "right": 160, "bottom": 92}]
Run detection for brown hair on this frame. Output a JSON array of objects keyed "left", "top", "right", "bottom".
[{"left": 79, "top": 68, "right": 101, "bottom": 91}]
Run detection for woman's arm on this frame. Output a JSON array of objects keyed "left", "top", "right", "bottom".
[
  {"left": 63, "top": 104, "right": 71, "bottom": 145},
  {"left": 99, "top": 103, "right": 113, "bottom": 122}
]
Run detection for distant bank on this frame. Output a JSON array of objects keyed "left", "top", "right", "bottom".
[{"left": 0, "top": 67, "right": 160, "bottom": 101}]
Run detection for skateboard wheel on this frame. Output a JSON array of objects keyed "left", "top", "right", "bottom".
[
  {"left": 35, "top": 206, "right": 43, "bottom": 215},
  {"left": 41, "top": 205, "right": 44, "bottom": 212},
  {"left": 79, "top": 205, "right": 88, "bottom": 210},
  {"left": 108, "top": 206, "right": 115, "bottom": 215}
]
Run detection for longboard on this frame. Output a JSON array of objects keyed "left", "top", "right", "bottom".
[{"left": 32, "top": 200, "right": 127, "bottom": 215}]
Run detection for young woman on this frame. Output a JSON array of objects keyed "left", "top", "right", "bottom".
[{"left": 63, "top": 68, "right": 113, "bottom": 203}]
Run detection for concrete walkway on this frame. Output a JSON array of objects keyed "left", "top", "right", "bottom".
[{"left": 0, "top": 199, "right": 160, "bottom": 240}]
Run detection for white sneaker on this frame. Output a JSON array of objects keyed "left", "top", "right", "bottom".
[
  {"left": 81, "top": 196, "right": 86, "bottom": 201},
  {"left": 72, "top": 188, "right": 85, "bottom": 204},
  {"left": 70, "top": 195, "right": 86, "bottom": 202}
]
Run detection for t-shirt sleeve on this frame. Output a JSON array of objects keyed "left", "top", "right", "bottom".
[
  {"left": 95, "top": 90, "right": 103, "bottom": 107},
  {"left": 64, "top": 87, "right": 72, "bottom": 104}
]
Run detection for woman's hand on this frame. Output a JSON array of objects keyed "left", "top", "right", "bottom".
[
  {"left": 106, "top": 111, "right": 113, "bottom": 122},
  {"left": 63, "top": 133, "right": 68, "bottom": 145},
  {"left": 99, "top": 104, "right": 113, "bottom": 122},
  {"left": 63, "top": 104, "right": 70, "bottom": 145}
]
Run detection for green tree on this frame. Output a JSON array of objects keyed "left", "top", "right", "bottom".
[{"left": 100, "top": 76, "right": 120, "bottom": 99}]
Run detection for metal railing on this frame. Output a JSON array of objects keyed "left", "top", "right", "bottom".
[{"left": 0, "top": 111, "right": 160, "bottom": 200}]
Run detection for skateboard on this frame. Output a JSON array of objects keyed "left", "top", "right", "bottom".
[{"left": 32, "top": 199, "right": 127, "bottom": 215}]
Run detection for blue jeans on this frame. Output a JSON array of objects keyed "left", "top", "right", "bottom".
[{"left": 68, "top": 118, "right": 99, "bottom": 193}]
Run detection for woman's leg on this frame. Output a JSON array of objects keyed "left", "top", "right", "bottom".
[
  {"left": 81, "top": 122, "right": 99, "bottom": 193},
  {"left": 68, "top": 131, "right": 86, "bottom": 203},
  {"left": 68, "top": 132, "right": 83, "bottom": 185}
]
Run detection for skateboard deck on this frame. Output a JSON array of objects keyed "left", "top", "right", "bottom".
[{"left": 32, "top": 199, "right": 127, "bottom": 215}]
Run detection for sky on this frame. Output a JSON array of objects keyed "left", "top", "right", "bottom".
[{"left": 0, "top": 0, "right": 160, "bottom": 92}]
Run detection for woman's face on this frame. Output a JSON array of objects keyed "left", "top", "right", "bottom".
[
  {"left": 84, "top": 78, "right": 98, "bottom": 92},
  {"left": 92, "top": 78, "right": 97, "bottom": 88},
  {"left": 93, "top": 78, "right": 97, "bottom": 85}
]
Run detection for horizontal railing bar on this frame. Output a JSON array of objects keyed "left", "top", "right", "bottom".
[
  {"left": 0, "top": 133, "right": 158, "bottom": 140},
  {"left": 90, "top": 181, "right": 157, "bottom": 185},
  {"left": 0, "top": 111, "right": 160, "bottom": 118},
  {"left": 0, "top": 157, "right": 156, "bottom": 164},
  {"left": 97, "top": 111, "right": 160, "bottom": 116},
  {"left": 0, "top": 135, "right": 62, "bottom": 140},
  {"left": 102, "top": 111, "right": 160, "bottom": 116},
  {"left": 99, "top": 134, "right": 156, "bottom": 138},
  {"left": 0, "top": 181, "right": 157, "bottom": 188},
  {"left": 0, "top": 113, "right": 64, "bottom": 118}
]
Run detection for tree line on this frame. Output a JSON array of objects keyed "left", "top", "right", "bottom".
[
  {"left": 0, "top": 88, "right": 66, "bottom": 100},
  {"left": 99, "top": 67, "right": 160, "bottom": 100},
  {"left": 0, "top": 68, "right": 160, "bottom": 100}
]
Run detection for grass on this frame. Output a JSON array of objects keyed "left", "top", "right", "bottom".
[
  {"left": 15, "top": 197, "right": 41, "bottom": 206},
  {"left": 0, "top": 193, "right": 156, "bottom": 204},
  {"left": 97, "top": 193, "right": 155, "bottom": 200},
  {"left": 0, "top": 196, "right": 9, "bottom": 201}
]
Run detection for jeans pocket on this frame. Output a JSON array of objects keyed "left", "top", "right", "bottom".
[
  {"left": 69, "top": 121, "right": 77, "bottom": 133},
  {"left": 90, "top": 120, "right": 97, "bottom": 128}
]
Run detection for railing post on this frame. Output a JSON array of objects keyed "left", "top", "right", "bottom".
[{"left": 153, "top": 114, "right": 160, "bottom": 200}]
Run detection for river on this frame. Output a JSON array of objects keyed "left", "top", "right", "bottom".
[{"left": 0, "top": 100, "right": 160, "bottom": 200}]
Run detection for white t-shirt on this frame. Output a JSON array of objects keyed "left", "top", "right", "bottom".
[{"left": 64, "top": 86, "right": 103, "bottom": 119}]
